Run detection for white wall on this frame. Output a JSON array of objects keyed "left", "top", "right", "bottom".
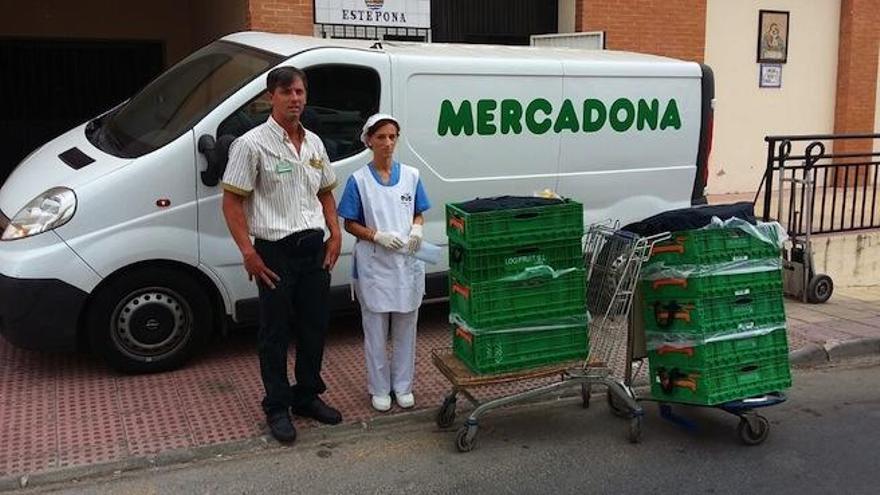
[
  {"left": 558, "top": 0, "right": 576, "bottom": 33},
  {"left": 704, "top": 0, "right": 841, "bottom": 194}
]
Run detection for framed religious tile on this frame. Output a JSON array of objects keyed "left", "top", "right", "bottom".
[
  {"left": 759, "top": 63, "right": 783, "bottom": 88},
  {"left": 757, "top": 10, "right": 790, "bottom": 63}
]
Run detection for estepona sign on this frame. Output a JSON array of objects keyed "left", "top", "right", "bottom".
[
  {"left": 314, "top": 0, "right": 430, "bottom": 29},
  {"left": 437, "top": 98, "right": 683, "bottom": 136}
]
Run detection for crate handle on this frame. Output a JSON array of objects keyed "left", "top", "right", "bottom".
[
  {"left": 451, "top": 283, "right": 470, "bottom": 299},
  {"left": 449, "top": 245, "right": 464, "bottom": 263},
  {"left": 735, "top": 295, "right": 754, "bottom": 305},
  {"left": 653, "top": 302, "right": 692, "bottom": 327},
  {"left": 513, "top": 212, "right": 539, "bottom": 220},
  {"left": 448, "top": 216, "right": 465, "bottom": 232},
  {"left": 657, "top": 368, "right": 698, "bottom": 393},
  {"left": 652, "top": 278, "right": 688, "bottom": 290},
  {"left": 455, "top": 326, "right": 473, "bottom": 344},
  {"left": 657, "top": 345, "right": 694, "bottom": 357},
  {"left": 514, "top": 246, "right": 540, "bottom": 255},
  {"left": 651, "top": 244, "right": 685, "bottom": 255},
  {"left": 740, "top": 364, "right": 759, "bottom": 373}
]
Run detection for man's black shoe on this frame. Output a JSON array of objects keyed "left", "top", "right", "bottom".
[
  {"left": 292, "top": 397, "right": 343, "bottom": 425},
  {"left": 267, "top": 412, "right": 297, "bottom": 443}
]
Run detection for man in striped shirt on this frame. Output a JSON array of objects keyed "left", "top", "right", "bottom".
[{"left": 221, "top": 66, "right": 342, "bottom": 443}]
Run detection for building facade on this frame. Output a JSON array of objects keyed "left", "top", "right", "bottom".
[{"left": 1, "top": 0, "right": 878, "bottom": 194}]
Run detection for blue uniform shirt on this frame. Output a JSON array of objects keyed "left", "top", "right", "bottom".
[{"left": 337, "top": 161, "right": 431, "bottom": 224}]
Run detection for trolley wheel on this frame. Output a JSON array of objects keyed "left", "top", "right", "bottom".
[
  {"left": 607, "top": 389, "right": 629, "bottom": 418},
  {"left": 737, "top": 415, "right": 770, "bottom": 446},
  {"left": 436, "top": 396, "right": 457, "bottom": 428},
  {"left": 807, "top": 274, "right": 833, "bottom": 304},
  {"left": 628, "top": 416, "right": 642, "bottom": 444},
  {"left": 455, "top": 425, "right": 478, "bottom": 453},
  {"left": 581, "top": 384, "right": 591, "bottom": 409}
]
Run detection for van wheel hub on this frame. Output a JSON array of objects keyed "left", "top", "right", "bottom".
[{"left": 112, "top": 288, "right": 190, "bottom": 359}]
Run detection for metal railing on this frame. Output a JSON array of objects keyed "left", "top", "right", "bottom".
[{"left": 757, "top": 133, "right": 880, "bottom": 236}]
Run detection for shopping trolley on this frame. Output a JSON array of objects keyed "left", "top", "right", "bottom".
[{"left": 432, "top": 224, "right": 669, "bottom": 452}]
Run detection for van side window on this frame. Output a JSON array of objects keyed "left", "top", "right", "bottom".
[{"left": 217, "top": 65, "right": 380, "bottom": 162}]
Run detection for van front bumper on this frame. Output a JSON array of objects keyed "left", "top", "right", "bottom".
[{"left": 0, "top": 273, "right": 88, "bottom": 351}]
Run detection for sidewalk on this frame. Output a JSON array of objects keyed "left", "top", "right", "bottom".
[{"left": 2, "top": 288, "right": 879, "bottom": 485}]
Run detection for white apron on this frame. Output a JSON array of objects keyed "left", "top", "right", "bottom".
[{"left": 352, "top": 163, "right": 426, "bottom": 313}]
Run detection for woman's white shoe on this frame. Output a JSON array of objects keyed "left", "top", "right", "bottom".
[
  {"left": 371, "top": 395, "right": 392, "bottom": 412},
  {"left": 395, "top": 392, "right": 415, "bottom": 409}
]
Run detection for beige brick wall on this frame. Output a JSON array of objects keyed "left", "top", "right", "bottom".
[
  {"left": 575, "top": 0, "right": 707, "bottom": 62},
  {"left": 247, "top": 0, "right": 314, "bottom": 35}
]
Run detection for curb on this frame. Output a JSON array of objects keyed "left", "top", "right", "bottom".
[{"left": 789, "top": 337, "right": 880, "bottom": 367}]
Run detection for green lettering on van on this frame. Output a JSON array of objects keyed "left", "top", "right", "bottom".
[
  {"left": 525, "top": 99, "right": 553, "bottom": 134},
  {"left": 637, "top": 99, "right": 659, "bottom": 130},
  {"left": 610, "top": 98, "right": 635, "bottom": 132},
  {"left": 553, "top": 100, "right": 579, "bottom": 133},
  {"left": 476, "top": 99, "right": 497, "bottom": 135},
  {"left": 438, "top": 100, "right": 475, "bottom": 136},
  {"left": 437, "top": 97, "right": 682, "bottom": 136},
  {"left": 582, "top": 99, "right": 607, "bottom": 133},
  {"left": 500, "top": 99, "right": 523, "bottom": 134},
  {"left": 660, "top": 99, "right": 682, "bottom": 130}
]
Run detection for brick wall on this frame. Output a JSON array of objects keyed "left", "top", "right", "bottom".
[
  {"left": 247, "top": 0, "right": 313, "bottom": 35},
  {"left": 575, "top": 0, "right": 706, "bottom": 62},
  {"left": 833, "top": 0, "right": 880, "bottom": 185}
]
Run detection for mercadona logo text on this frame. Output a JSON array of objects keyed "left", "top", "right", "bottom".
[{"left": 437, "top": 98, "right": 682, "bottom": 136}]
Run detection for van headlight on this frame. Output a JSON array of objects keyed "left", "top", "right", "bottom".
[{"left": 1, "top": 187, "right": 77, "bottom": 241}]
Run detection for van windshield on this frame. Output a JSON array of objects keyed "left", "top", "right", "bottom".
[{"left": 86, "top": 41, "right": 281, "bottom": 158}]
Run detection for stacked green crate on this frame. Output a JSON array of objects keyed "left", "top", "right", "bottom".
[
  {"left": 446, "top": 199, "right": 588, "bottom": 374},
  {"left": 641, "top": 223, "right": 791, "bottom": 406}
]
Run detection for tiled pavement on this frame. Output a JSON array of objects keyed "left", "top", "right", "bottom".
[{"left": 1, "top": 289, "right": 879, "bottom": 480}]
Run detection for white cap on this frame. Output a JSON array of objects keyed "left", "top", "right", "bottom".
[{"left": 360, "top": 113, "right": 400, "bottom": 147}]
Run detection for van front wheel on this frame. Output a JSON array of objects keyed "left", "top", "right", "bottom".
[{"left": 86, "top": 268, "right": 211, "bottom": 373}]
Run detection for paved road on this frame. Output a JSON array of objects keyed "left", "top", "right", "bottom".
[{"left": 33, "top": 358, "right": 880, "bottom": 495}]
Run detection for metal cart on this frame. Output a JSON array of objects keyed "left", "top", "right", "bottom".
[
  {"left": 433, "top": 224, "right": 669, "bottom": 452},
  {"left": 776, "top": 141, "right": 834, "bottom": 303}
]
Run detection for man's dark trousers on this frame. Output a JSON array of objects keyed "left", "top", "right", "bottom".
[{"left": 254, "top": 229, "right": 330, "bottom": 416}]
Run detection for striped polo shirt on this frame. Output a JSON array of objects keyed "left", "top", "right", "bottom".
[{"left": 222, "top": 115, "right": 338, "bottom": 241}]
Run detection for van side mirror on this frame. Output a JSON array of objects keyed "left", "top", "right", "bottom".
[{"left": 198, "top": 134, "right": 235, "bottom": 187}]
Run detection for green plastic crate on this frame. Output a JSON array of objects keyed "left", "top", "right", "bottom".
[
  {"left": 646, "top": 226, "right": 781, "bottom": 267},
  {"left": 649, "top": 354, "right": 792, "bottom": 405},
  {"left": 647, "top": 327, "right": 789, "bottom": 370},
  {"left": 642, "top": 289, "right": 786, "bottom": 335},
  {"left": 449, "top": 236, "right": 583, "bottom": 283},
  {"left": 450, "top": 268, "right": 586, "bottom": 328},
  {"left": 640, "top": 269, "right": 783, "bottom": 301},
  {"left": 446, "top": 199, "right": 583, "bottom": 249},
  {"left": 453, "top": 321, "right": 589, "bottom": 374}
]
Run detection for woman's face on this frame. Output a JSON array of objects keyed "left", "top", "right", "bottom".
[{"left": 368, "top": 122, "right": 399, "bottom": 158}]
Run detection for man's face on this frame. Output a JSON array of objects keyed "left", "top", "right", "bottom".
[{"left": 269, "top": 77, "right": 307, "bottom": 122}]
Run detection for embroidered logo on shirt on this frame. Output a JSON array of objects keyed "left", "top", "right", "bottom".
[
  {"left": 400, "top": 193, "right": 413, "bottom": 202},
  {"left": 308, "top": 155, "right": 325, "bottom": 169}
]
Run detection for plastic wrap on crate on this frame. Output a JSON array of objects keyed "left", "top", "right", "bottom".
[
  {"left": 701, "top": 217, "right": 788, "bottom": 249},
  {"left": 645, "top": 322, "right": 786, "bottom": 350},
  {"left": 449, "top": 312, "right": 590, "bottom": 335},
  {"left": 641, "top": 257, "right": 783, "bottom": 281},
  {"left": 497, "top": 264, "right": 580, "bottom": 282}
]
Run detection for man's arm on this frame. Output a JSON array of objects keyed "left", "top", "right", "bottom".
[
  {"left": 318, "top": 190, "right": 341, "bottom": 270},
  {"left": 222, "top": 190, "right": 279, "bottom": 289}
]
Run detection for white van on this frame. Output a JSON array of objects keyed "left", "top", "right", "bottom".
[{"left": 0, "top": 32, "right": 714, "bottom": 372}]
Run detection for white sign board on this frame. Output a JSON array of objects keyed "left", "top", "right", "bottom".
[{"left": 315, "top": 0, "right": 430, "bottom": 29}]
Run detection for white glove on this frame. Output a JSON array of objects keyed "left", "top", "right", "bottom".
[
  {"left": 373, "top": 230, "right": 405, "bottom": 250},
  {"left": 407, "top": 224, "right": 423, "bottom": 254}
]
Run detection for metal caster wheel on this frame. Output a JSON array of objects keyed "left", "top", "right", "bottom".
[
  {"left": 628, "top": 416, "right": 642, "bottom": 444},
  {"left": 607, "top": 390, "right": 629, "bottom": 418},
  {"left": 455, "top": 425, "right": 478, "bottom": 453},
  {"left": 738, "top": 415, "right": 770, "bottom": 446},
  {"left": 436, "top": 396, "right": 457, "bottom": 428},
  {"left": 581, "top": 384, "right": 591, "bottom": 409}
]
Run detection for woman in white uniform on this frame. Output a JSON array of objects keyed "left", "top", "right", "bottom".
[{"left": 337, "top": 114, "right": 431, "bottom": 412}]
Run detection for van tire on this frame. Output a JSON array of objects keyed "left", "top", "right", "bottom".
[{"left": 86, "top": 267, "right": 212, "bottom": 373}]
